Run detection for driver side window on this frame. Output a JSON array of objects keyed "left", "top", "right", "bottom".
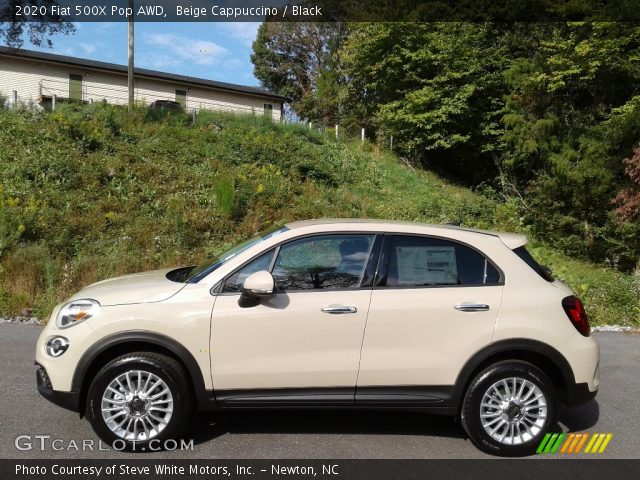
[
  {"left": 271, "top": 234, "right": 374, "bottom": 292},
  {"left": 222, "top": 250, "right": 274, "bottom": 293}
]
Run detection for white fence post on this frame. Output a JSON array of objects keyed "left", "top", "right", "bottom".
[
  {"left": 11, "top": 90, "right": 17, "bottom": 107},
  {"left": 335, "top": 124, "right": 339, "bottom": 139},
  {"left": 309, "top": 121, "right": 312, "bottom": 130},
  {"left": 390, "top": 135, "right": 393, "bottom": 150},
  {"left": 361, "top": 128, "right": 365, "bottom": 143},
  {"left": 52, "top": 94, "right": 56, "bottom": 111},
  {"left": 192, "top": 109, "right": 196, "bottom": 124}
]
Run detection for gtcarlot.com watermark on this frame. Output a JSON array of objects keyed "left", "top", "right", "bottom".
[{"left": 15, "top": 435, "right": 194, "bottom": 452}]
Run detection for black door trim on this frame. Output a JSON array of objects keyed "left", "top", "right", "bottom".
[
  {"left": 215, "top": 387, "right": 355, "bottom": 407},
  {"left": 355, "top": 386, "right": 455, "bottom": 406},
  {"left": 211, "top": 386, "right": 458, "bottom": 414}
]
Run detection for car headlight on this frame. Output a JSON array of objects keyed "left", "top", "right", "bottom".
[{"left": 56, "top": 299, "right": 100, "bottom": 329}]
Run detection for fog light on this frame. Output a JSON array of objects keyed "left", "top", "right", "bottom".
[{"left": 46, "top": 336, "right": 69, "bottom": 357}]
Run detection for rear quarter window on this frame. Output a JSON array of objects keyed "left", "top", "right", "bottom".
[{"left": 513, "top": 246, "right": 554, "bottom": 282}]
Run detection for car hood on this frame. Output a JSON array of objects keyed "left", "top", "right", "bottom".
[{"left": 68, "top": 268, "right": 187, "bottom": 306}]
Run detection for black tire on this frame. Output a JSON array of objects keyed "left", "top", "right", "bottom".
[
  {"left": 460, "top": 361, "right": 558, "bottom": 457},
  {"left": 86, "top": 352, "right": 192, "bottom": 451}
]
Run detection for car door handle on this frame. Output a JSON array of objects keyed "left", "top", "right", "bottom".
[
  {"left": 454, "top": 303, "right": 490, "bottom": 312},
  {"left": 321, "top": 305, "right": 358, "bottom": 314}
]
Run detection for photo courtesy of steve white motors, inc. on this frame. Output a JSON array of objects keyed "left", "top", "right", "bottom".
[
  {"left": 0, "top": 1, "right": 639, "bottom": 479},
  {"left": 15, "top": 461, "right": 336, "bottom": 477}
]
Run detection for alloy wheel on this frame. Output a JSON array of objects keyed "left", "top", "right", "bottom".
[
  {"left": 100, "top": 370, "right": 174, "bottom": 441},
  {"left": 479, "top": 377, "right": 547, "bottom": 445}
]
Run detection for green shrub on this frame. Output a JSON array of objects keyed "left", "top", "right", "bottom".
[
  {"left": 0, "top": 105, "right": 637, "bottom": 325},
  {"left": 213, "top": 177, "right": 235, "bottom": 216}
]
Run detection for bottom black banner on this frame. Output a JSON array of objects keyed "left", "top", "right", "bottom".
[{"left": 2, "top": 459, "right": 639, "bottom": 480}]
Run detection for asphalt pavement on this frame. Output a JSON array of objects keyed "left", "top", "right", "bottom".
[{"left": 1, "top": 323, "right": 638, "bottom": 459}]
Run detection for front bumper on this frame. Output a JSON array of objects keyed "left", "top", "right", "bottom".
[{"left": 35, "top": 362, "right": 80, "bottom": 413}]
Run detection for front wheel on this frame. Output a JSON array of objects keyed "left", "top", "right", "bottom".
[
  {"left": 460, "top": 361, "right": 558, "bottom": 457},
  {"left": 86, "top": 352, "right": 192, "bottom": 451}
]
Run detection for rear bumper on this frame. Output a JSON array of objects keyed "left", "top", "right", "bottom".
[{"left": 36, "top": 362, "right": 80, "bottom": 413}]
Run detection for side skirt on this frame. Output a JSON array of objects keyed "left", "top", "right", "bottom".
[{"left": 203, "top": 386, "right": 458, "bottom": 415}]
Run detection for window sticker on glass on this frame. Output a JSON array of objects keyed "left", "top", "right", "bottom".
[
  {"left": 425, "top": 246, "right": 458, "bottom": 284},
  {"left": 396, "top": 245, "right": 458, "bottom": 285}
]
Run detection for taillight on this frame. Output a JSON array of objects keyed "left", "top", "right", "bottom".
[{"left": 562, "top": 296, "right": 590, "bottom": 337}]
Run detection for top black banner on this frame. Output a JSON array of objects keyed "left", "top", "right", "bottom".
[{"left": 0, "top": 0, "right": 639, "bottom": 22}]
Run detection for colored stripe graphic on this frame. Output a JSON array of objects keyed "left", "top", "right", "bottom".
[
  {"left": 537, "top": 433, "right": 566, "bottom": 453},
  {"left": 560, "top": 433, "right": 575, "bottom": 453},
  {"left": 549, "top": 433, "right": 566, "bottom": 453},
  {"left": 536, "top": 433, "right": 552, "bottom": 454},
  {"left": 591, "top": 433, "right": 606, "bottom": 452},
  {"left": 573, "top": 434, "right": 589, "bottom": 453},
  {"left": 584, "top": 433, "right": 599, "bottom": 453},
  {"left": 598, "top": 434, "right": 613, "bottom": 453},
  {"left": 537, "top": 433, "right": 613, "bottom": 454}
]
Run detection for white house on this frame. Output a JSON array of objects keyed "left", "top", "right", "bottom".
[{"left": 0, "top": 46, "right": 285, "bottom": 120}]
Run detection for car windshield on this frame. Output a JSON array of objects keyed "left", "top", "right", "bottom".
[{"left": 185, "top": 225, "right": 289, "bottom": 283}]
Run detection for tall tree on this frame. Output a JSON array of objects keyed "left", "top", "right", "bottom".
[
  {"left": 0, "top": 0, "right": 74, "bottom": 47},
  {"left": 339, "top": 21, "right": 640, "bottom": 268},
  {"left": 503, "top": 23, "right": 640, "bottom": 266},
  {"left": 614, "top": 146, "right": 640, "bottom": 224},
  {"left": 251, "top": 22, "right": 346, "bottom": 124},
  {"left": 341, "top": 23, "right": 508, "bottom": 184}
]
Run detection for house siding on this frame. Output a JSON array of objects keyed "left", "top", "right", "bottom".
[{"left": 0, "top": 56, "right": 281, "bottom": 120}]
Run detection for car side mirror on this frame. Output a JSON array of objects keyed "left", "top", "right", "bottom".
[
  {"left": 239, "top": 271, "right": 274, "bottom": 308},
  {"left": 242, "top": 270, "right": 274, "bottom": 297}
]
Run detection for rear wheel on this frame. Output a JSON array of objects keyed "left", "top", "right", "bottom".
[
  {"left": 86, "top": 352, "right": 192, "bottom": 451},
  {"left": 460, "top": 361, "right": 558, "bottom": 456}
]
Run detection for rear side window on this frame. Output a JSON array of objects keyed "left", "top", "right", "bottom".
[
  {"left": 379, "top": 235, "right": 501, "bottom": 287},
  {"left": 513, "top": 246, "right": 554, "bottom": 282}
]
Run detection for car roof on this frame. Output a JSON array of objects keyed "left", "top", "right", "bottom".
[{"left": 284, "top": 218, "right": 527, "bottom": 249}]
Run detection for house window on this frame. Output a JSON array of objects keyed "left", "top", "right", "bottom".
[
  {"left": 69, "top": 74, "right": 83, "bottom": 101},
  {"left": 175, "top": 89, "right": 187, "bottom": 108},
  {"left": 264, "top": 103, "right": 273, "bottom": 117}
]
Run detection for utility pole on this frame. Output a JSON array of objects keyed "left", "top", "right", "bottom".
[{"left": 128, "top": 0, "right": 134, "bottom": 112}]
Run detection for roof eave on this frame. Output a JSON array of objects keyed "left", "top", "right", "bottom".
[{"left": 0, "top": 46, "right": 286, "bottom": 101}]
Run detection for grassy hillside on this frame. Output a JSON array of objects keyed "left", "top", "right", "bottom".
[{"left": 0, "top": 103, "right": 638, "bottom": 325}]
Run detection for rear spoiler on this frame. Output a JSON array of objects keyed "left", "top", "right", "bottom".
[{"left": 497, "top": 232, "right": 528, "bottom": 249}]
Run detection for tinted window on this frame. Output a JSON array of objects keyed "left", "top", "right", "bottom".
[
  {"left": 272, "top": 235, "right": 374, "bottom": 291},
  {"left": 513, "top": 246, "right": 554, "bottom": 282},
  {"left": 381, "top": 235, "right": 500, "bottom": 287},
  {"left": 222, "top": 250, "right": 274, "bottom": 293}
]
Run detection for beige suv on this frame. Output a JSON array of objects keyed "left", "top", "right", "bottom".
[{"left": 35, "top": 219, "right": 599, "bottom": 456}]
